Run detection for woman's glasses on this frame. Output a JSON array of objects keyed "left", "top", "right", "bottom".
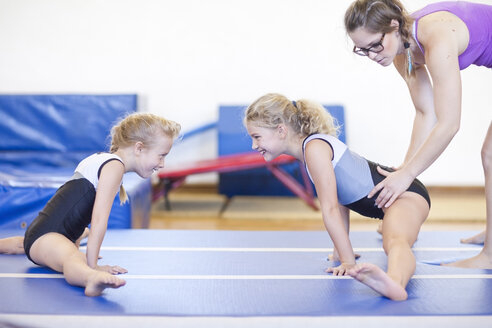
[{"left": 353, "top": 33, "right": 385, "bottom": 56}]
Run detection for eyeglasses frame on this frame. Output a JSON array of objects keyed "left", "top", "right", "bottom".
[{"left": 353, "top": 33, "right": 386, "bottom": 56}]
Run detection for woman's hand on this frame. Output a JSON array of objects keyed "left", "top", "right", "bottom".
[
  {"left": 96, "top": 264, "right": 128, "bottom": 275},
  {"left": 325, "top": 262, "right": 356, "bottom": 276},
  {"left": 368, "top": 166, "right": 414, "bottom": 208}
]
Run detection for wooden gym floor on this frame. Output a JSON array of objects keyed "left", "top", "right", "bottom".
[{"left": 149, "top": 184, "right": 486, "bottom": 233}]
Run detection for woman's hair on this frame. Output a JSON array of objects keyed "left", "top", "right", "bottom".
[
  {"left": 244, "top": 93, "right": 339, "bottom": 137},
  {"left": 344, "top": 0, "right": 415, "bottom": 77},
  {"left": 109, "top": 112, "right": 181, "bottom": 203}
]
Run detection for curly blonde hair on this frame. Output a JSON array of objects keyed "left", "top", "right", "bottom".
[
  {"left": 109, "top": 112, "right": 181, "bottom": 203},
  {"left": 244, "top": 93, "right": 339, "bottom": 137}
]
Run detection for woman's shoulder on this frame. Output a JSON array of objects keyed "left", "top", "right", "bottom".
[{"left": 417, "top": 11, "right": 468, "bottom": 51}]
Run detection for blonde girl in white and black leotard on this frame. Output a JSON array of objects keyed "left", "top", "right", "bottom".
[{"left": 0, "top": 113, "right": 180, "bottom": 297}]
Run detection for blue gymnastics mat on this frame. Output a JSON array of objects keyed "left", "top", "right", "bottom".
[
  {"left": 0, "top": 94, "right": 151, "bottom": 230},
  {"left": 0, "top": 230, "right": 491, "bottom": 327}
]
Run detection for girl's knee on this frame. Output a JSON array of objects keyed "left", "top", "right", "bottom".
[{"left": 383, "top": 235, "right": 412, "bottom": 253}]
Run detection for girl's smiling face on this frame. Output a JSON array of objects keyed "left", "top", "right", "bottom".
[
  {"left": 246, "top": 123, "right": 285, "bottom": 162},
  {"left": 135, "top": 134, "right": 173, "bottom": 178}
]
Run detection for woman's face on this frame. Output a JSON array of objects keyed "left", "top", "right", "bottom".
[{"left": 349, "top": 25, "right": 400, "bottom": 67}]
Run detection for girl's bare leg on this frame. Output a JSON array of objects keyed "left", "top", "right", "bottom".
[
  {"left": 447, "top": 122, "right": 492, "bottom": 268},
  {"left": 0, "top": 236, "right": 25, "bottom": 254},
  {"left": 348, "top": 192, "right": 429, "bottom": 301},
  {"left": 29, "top": 233, "right": 125, "bottom": 296}
]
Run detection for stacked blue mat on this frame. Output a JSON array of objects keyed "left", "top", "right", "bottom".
[{"left": 0, "top": 95, "right": 151, "bottom": 230}]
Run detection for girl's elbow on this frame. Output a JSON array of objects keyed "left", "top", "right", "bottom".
[
  {"left": 90, "top": 215, "right": 109, "bottom": 227},
  {"left": 322, "top": 205, "right": 342, "bottom": 219}
]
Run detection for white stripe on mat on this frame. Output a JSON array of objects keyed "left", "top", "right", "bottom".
[
  {"left": 1, "top": 273, "right": 491, "bottom": 279},
  {"left": 80, "top": 246, "right": 481, "bottom": 252}
]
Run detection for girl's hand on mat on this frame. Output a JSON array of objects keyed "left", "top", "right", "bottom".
[
  {"left": 97, "top": 264, "right": 128, "bottom": 275},
  {"left": 325, "top": 263, "right": 355, "bottom": 276},
  {"left": 368, "top": 166, "right": 413, "bottom": 208}
]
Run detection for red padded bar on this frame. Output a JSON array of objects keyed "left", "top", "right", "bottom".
[{"left": 158, "top": 153, "right": 296, "bottom": 178}]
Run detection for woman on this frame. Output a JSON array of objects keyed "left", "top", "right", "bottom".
[{"left": 344, "top": 0, "right": 492, "bottom": 268}]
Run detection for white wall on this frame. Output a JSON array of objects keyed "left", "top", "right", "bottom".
[{"left": 0, "top": 0, "right": 490, "bottom": 185}]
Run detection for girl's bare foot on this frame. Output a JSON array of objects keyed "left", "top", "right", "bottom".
[
  {"left": 442, "top": 251, "right": 492, "bottom": 269},
  {"left": 85, "top": 271, "right": 126, "bottom": 297},
  {"left": 347, "top": 263, "right": 408, "bottom": 301},
  {"left": 0, "top": 236, "right": 25, "bottom": 254},
  {"left": 460, "top": 231, "right": 485, "bottom": 245}
]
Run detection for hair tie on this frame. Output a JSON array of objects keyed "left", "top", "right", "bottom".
[
  {"left": 292, "top": 100, "right": 298, "bottom": 108},
  {"left": 404, "top": 42, "right": 410, "bottom": 49}
]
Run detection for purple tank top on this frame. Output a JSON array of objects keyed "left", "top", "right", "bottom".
[{"left": 411, "top": 1, "right": 492, "bottom": 69}]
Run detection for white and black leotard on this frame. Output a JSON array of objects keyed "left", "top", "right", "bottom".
[
  {"left": 23, "top": 153, "right": 123, "bottom": 264},
  {"left": 302, "top": 134, "right": 430, "bottom": 219}
]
